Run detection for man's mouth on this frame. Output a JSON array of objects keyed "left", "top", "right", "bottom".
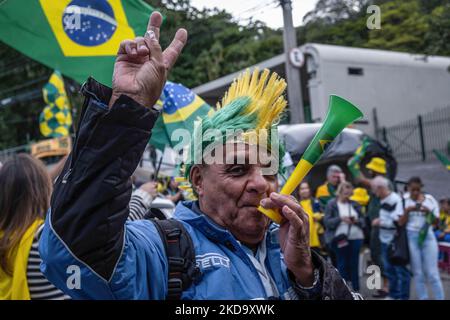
[{"left": 240, "top": 205, "right": 263, "bottom": 215}]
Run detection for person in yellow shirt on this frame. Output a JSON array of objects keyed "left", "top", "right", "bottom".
[
  {"left": 0, "top": 154, "right": 68, "bottom": 300},
  {"left": 298, "top": 181, "right": 324, "bottom": 252},
  {"left": 435, "top": 198, "right": 450, "bottom": 242},
  {"left": 315, "top": 165, "right": 345, "bottom": 210}
]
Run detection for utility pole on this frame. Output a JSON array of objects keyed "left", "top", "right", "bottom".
[{"left": 280, "top": 0, "right": 304, "bottom": 123}]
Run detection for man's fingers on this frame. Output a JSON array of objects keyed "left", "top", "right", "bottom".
[
  {"left": 269, "top": 192, "right": 309, "bottom": 226},
  {"left": 260, "top": 198, "right": 278, "bottom": 210},
  {"left": 281, "top": 205, "right": 304, "bottom": 230},
  {"left": 146, "top": 11, "right": 162, "bottom": 41},
  {"left": 269, "top": 193, "right": 302, "bottom": 212},
  {"left": 135, "top": 37, "right": 149, "bottom": 56},
  {"left": 118, "top": 39, "right": 134, "bottom": 55},
  {"left": 129, "top": 41, "right": 138, "bottom": 56},
  {"left": 144, "top": 28, "right": 163, "bottom": 62},
  {"left": 163, "top": 28, "right": 188, "bottom": 70},
  {"left": 143, "top": 11, "right": 164, "bottom": 61},
  {"left": 144, "top": 12, "right": 186, "bottom": 69}
]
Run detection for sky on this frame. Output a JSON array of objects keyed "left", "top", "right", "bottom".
[{"left": 190, "top": 0, "right": 319, "bottom": 29}]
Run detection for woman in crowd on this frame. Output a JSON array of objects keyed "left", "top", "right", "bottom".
[
  {"left": 324, "top": 181, "right": 366, "bottom": 292},
  {"left": 0, "top": 154, "right": 69, "bottom": 300},
  {"left": 297, "top": 181, "right": 324, "bottom": 255},
  {"left": 399, "top": 177, "right": 445, "bottom": 300},
  {"left": 163, "top": 177, "right": 184, "bottom": 204}
]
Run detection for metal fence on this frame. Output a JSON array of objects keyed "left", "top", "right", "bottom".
[{"left": 377, "top": 106, "right": 450, "bottom": 162}]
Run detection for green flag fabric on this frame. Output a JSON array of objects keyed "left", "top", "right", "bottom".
[
  {"left": 0, "top": 0, "right": 154, "bottom": 85},
  {"left": 150, "top": 81, "right": 212, "bottom": 151},
  {"left": 433, "top": 149, "right": 450, "bottom": 171},
  {"left": 39, "top": 70, "right": 73, "bottom": 137}
]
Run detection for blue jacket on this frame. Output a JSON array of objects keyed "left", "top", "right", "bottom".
[
  {"left": 39, "top": 78, "right": 356, "bottom": 300},
  {"left": 40, "top": 200, "right": 301, "bottom": 299}
]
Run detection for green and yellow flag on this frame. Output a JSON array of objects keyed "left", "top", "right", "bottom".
[
  {"left": 433, "top": 149, "right": 450, "bottom": 171},
  {"left": 150, "top": 81, "right": 212, "bottom": 151},
  {"left": 0, "top": 0, "right": 154, "bottom": 85},
  {"left": 39, "top": 70, "right": 72, "bottom": 137}
]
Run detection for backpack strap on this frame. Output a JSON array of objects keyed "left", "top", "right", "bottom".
[
  {"left": 151, "top": 219, "right": 201, "bottom": 300},
  {"left": 144, "top": 207, "right": 167, "bottom": 220}
]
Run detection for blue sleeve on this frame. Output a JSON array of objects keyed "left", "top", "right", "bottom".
[
  {"left": 38, "top": 77, "right": 165, "bottom": 299},
  {"left": 39, "top": 214, "right": 168, "bottom": 300}
]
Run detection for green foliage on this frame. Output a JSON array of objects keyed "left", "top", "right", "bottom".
[
  {"left": 153, "top": 2, "right": 283, "bottom": 87},
  {"left": 424, "top": 4, "right": 450, "bottom": 55},
  {"left": 301, "top": 0, "right": 449, "bottom": 55},
  {"left": 365, "top": 0, "right": 429, "bottom": 52}
]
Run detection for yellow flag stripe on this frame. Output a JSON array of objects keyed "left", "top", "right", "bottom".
[{"left": 162, "top": 95, "right": 205, "bottom": 124}]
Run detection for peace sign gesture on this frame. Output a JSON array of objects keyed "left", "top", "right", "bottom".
[{"left": 109, "top": 11, "right": 188, "bottom": 108}]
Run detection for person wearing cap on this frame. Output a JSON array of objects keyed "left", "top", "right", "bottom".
[
  {"left": 371, "top": 176, "right": 410, "bottom": 300},
  {"left": 315, "top": 165, "right": 345, "bottom": 210},
  {"left": 347, "top": 140, "right": 391, "bottom": 298},
  {"left": 363, "top": 156, "right": 390, "bottom": 293},
  {"left": 38, "top": 12, "right": 359, "bottom": 300},
  {"left": 350, "top": 188, "right": 370, "bottom": 212},
  {"left": 366, "top": 157, "right": 387, "bottom": 178}
]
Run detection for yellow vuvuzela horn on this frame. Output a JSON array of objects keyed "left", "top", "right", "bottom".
[{"left": 258, "top": 95, "right": 363, "bottom": 224}]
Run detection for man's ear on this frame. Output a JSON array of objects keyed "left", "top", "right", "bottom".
[{"left": 190, "top": 165, "right": 204, "bottom": 196}]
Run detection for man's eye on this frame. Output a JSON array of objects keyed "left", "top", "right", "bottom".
[{"left": 228, "top": 166, "right": 246, "bottom": 175}]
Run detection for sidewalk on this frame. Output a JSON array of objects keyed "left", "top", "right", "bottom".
[{"left": 358, "top": 248, "right": 450, "bottom": 300}]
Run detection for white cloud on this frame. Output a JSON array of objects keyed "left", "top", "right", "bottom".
[{"left": 190, "top": 0, "right": 319, "bottom": 29}]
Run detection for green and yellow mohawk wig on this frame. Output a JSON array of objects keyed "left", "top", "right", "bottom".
[{"left": 184, "top": 68, "right": 288, "bottom": 181}]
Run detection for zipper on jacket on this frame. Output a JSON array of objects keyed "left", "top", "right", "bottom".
[
  {"left": 231, "top": 239, "right": 269, "bottom": 299},
  {"left": 60, "top": 80, "right": 102, "bottom": 184},
  {"left": 61, "top": 168, "right": 72, "bottom": 184}
]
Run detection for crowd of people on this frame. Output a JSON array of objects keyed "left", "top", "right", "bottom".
[
  {"left": 294, "top": 154, "right": 449, "bottom": 300},
  {"left": 0, "top": 11, "right": 448, "bottom": 301},
  {"left": 2, "top": 143, "right": 448, "bottom": 300}
]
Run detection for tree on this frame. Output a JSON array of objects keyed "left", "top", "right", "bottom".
[
  {"left": 365, "top": 0, "right": 429, "bottom": 53},
  {"left": 424, "top": 4, "right": 450, "bottom": 55}
]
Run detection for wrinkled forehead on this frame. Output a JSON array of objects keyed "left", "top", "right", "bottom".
[{"left": 203, "top": 142, "right": 274, "bottom": 166}]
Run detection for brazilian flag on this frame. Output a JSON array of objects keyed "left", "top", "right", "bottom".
[
  {"left": 150, "top": 81, "right": 212, "bottom": 151},
  {"left": 0, "top": 0, "right": 155, "bottom": 86},
  {"left": 39, "top": 70, "right": 73, "bottom": 137}
]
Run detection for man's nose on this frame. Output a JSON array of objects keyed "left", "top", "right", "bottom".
[{"left": 246, "top": 167, "right": 270, "bottom": 194}]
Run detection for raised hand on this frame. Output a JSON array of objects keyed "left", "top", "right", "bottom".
[
  {"left": 109, "top": 11, "right": 188, "bottom": 108},
  {"left": 260, "top": 193, "right": 314, "bottom": 287}
]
